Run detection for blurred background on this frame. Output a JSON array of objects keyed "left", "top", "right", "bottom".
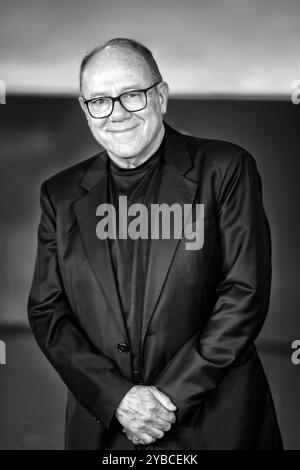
[{"left": 0, "top": 0, "right": 300, "bottom": 449}]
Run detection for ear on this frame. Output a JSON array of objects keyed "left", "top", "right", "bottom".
[
  {"left": 157, "top": 81, "right": 169, "bottom": 114},
  {"left": 78, "top": 96, "right": 90, "bottom": 119}
]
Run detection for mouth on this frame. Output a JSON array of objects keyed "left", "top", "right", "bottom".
[{"left": 107, "top": 125, "right": 139, "bottom": 134}]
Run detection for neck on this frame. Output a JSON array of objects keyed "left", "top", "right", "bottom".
[{"left": 108, "top": 124, "right": 165, "bottom": 169}]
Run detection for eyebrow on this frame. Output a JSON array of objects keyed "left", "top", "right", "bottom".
[{"left": 89, "top": 84, "right": 143, "bottom": 99}]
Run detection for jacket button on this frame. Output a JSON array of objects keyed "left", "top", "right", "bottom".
[{"left": 117, "top": 341, "right": 129, "bottom": 354}]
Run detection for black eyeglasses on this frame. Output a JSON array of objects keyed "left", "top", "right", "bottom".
[{"left": 82, "top": 81, "right": 161, "bottom": 119}]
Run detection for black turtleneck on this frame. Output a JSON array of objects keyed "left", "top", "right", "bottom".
[{"left": 107, "top": 141, "right": 164, "bottom": 382}]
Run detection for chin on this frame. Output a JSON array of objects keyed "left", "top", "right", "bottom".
[{"left": 109, "top": 142, "right": 145, "bottom": 159}]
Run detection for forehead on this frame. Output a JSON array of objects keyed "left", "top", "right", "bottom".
[{"left": 82, "top": 46, "right": 152, "bottom": 94}]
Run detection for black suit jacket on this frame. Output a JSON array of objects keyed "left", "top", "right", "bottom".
[{"left": 27, "top": 122, "right": 283, "bottom": 449}]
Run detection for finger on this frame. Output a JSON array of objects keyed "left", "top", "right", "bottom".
[
  {"left": 149, "top": 387, "right": 177, "bottom": 411},
  {"left": 130, "top": 435, "right": 141, "bottom": 445},
  {"left": 141, "top": 425, "right": 164, "bottom": 440},
  {"left": 143, "top": 413, "right": 173, "bottom": 431},
  {"left": 153, "top": 409, "right": 176, "bottom": 424},
  {"left": 138, "top": 432, "right": 157, "bottom": 445},
  {"left": 125, "top": 430, "right": 141, "bottom": 445},
  {"left": 151, "top": 416, "right": 173, "bottom": 432},
  {"left": 127, "top": 430, "right": 153, "bottom": 445},
  {"left": 153, "top": 407, "right": 176, "bottom": 424}
]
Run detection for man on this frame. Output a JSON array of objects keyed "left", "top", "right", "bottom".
[{"left": 28, "top": 38, "right": 283, "bottom": 450}]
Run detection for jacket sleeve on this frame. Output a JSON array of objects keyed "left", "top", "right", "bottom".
[
  {"left": 27, "top": 180, "right": 134, "bottom": 430},
  {"left": 152, "top": 150, "right": 272, "bottom": 421}
]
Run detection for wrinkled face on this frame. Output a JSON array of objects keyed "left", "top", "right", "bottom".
[{"left": 79, "top": 46, "right": 169, "bottom": 160}]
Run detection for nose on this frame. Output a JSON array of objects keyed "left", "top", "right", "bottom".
[{"left": 110, "top": 99, "right": 131, "bottom": 121}]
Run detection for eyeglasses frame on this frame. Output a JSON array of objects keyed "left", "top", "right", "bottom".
[{"left": 82, "top": 81, "right": 162, "bottom": 119}]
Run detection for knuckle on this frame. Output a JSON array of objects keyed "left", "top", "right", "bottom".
[
  {"left": 131, "top": 423, "right": 141, "bottom": 433},
  {"left": 163, "top": 412, "right": 171, "bottom": 422},
  {"left": 148, "top": 403, "right": 156, "bottom": 412},
  {"left": 164, "top": 422, "right": 171, "bottom": 431},
  {"left": 145, "top": 412, "right": 153, "bottom": 422},
  {"left": 142, "top": 436, "right": 152, "bottom": 445},
  {"left": 140, "top": 424, "right": 150, "bottom": 434}
]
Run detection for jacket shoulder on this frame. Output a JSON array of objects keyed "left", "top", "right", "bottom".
[
  {"left": 185, "top": 132, "right": 251, "bottom": 166},
  {"left": 41, "top": 152, "right": 103, "bottom": 199}
]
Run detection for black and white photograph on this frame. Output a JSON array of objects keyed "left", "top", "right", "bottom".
[{"left": 0, "top": 0, "right": 300, "bottom": 454}]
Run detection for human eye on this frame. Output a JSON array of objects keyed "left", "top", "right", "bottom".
[
  {"left": 92, "top": 97, "right": 109, "bottom": 105},
  {"left": 125, "top": 90, "right": 142, "bottom": 99}
]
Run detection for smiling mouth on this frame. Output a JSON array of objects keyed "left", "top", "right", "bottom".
[{"left": 108, "top": 125, "right": 138, "bottom": 133}]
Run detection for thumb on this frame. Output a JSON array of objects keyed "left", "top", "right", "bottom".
[{"left": 149, "top": 387, "right": 177, "bottom": 411}]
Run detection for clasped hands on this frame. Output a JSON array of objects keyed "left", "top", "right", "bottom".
[{"left": 115, "top": 385, "right": 177, "bottom": 445}]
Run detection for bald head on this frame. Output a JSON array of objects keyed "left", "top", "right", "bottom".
[
  {"left": 81, "top": 46, "right": 154, "bottom": 99},
  {"left": 79, "top": 38, "right": 162, "bottom": 95}
]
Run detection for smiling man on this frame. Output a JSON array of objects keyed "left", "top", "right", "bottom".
[
  {"left": 79, "top": 42, "right": 167, "bottom": 168},
  {"left": 28, "top": 38, "right": 283, "bottom": 450}
]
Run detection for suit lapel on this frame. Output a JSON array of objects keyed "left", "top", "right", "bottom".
[
  {"left": 72, "top": 124, "right": 198, "bottom": 347},
  {"left": 141, "top": 124, "right": 198, "bottom": 350},
  {"left": 73, "top": 152, "right": 126, "bottom": 336}
]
